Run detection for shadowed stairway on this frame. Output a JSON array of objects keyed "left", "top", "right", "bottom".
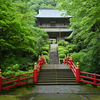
[{"left": 37, "top": 64, "right": 80, "bottom": 85}]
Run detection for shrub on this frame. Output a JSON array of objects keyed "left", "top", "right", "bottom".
[
  {"left": 65, "top": 41, "right": 69, "bottom": 45},
  {"left": 66, "top": 44, "right": 76, "bottom": 49},
  {"left": 59, "top": 51, "right": 65, "bottom": 55},
  {"left": 66, "top": 45, "right": 72, "bottom": 49},
  {"left": 58, "top": 47, "right": 64, "bottom": 51},
  {"left": 58, "top": 46, "right": 64, "bottom": 48},
  {"left": 72, "top": 52, "right": 83, "bottom": 63},
  {"left": 59, "top": 50, "right": 64, "bottom": 53},
  {"left": 44, "top": 55, "right": 50, "bottom": 63},
  {"left": 53, "top": 39, "right": 56, "bottom": 44},
  {"left": 41, "top": 51, "right": 48, "bottom": 55},
  {"left": 69, "top": 48, "right": 73, "bottom": 52},
  {"left": 45, "top": 44, "right": 50, "bottom": 48},
  {"left": 72, "top": 52, "right": 87, "bottom": 70},
  {"left": 59, "top": 50, "right": 68, "bottom": 55},
  {"left": 58, "top": 40, "right": 66, "bottom": 47},
  {"left": 42, "top": 46, "right": 49, "bottom": 52},
  {"left": 60, "top": 59, "right": 63, "bottom": 64},
  {"left": 66, "top": 45, "right": 72, "bottom": 50},
  {"left": 59, "top": 54, "right": 65, "bottom": 58},
  {"left": 80, "top": 49, "right": 89, "bottom": 53},
  {"left": 64, "top": 50, "right": 69, "bottom": 55}
]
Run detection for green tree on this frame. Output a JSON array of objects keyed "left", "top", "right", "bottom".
[
  {"left": 56, "top": 0, "right": 100, "bottom": 73},
  {"left": 29, "top": 0, "right": 57, "bottom": 13},
  {"left": 0, "top": 0, "right": 49, "bottom": 72}
]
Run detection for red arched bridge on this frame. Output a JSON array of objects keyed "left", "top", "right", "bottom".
[{"left": 0, "top": 54, "right": 100, "bottom": 91}]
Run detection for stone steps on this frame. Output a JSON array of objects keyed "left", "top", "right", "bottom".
[
  {"left": 49, "top": 44, "right": 59, "bottom": 64},
  {"left": 37, "top": 68, "right": 78, "bottom": 85}
]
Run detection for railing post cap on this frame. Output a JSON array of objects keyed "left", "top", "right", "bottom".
[
  {"left": 38, "top": 55, "right": 41, "bottom": 60},
  {"left": 42, "top": 54, "right": 44, "bottom": 58},
  {"left": 67, "top": 54, "right": 69, "bottom": 58},
  {"left": 34, "top": 63, "right": 37, "bottom": 69},
  {"left": 77, "top": 62, "right": 79, "bottom": 69},
  {"left": 71, "top": 55, "right": 73, "bottom": 60}
]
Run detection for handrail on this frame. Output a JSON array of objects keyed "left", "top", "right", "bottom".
[
  {"left": 71, "top": 62, "right": 76, "bottom": 77},
  {"left": 63, "top": 54, "right": 100, "bottom": 86},
  {"left": 0, "top": 54, "right": 47, "bottom": 91}
]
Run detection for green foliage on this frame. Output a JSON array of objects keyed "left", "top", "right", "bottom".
[
  {"left": 0, "top": 0, "right": 38, "bottom": 54},
  {"left": 72, "top": 50, "right": 100, "bottom": 73},
  {"left": 41, "top": 51, "right": 48, "bottom": 55},
  {"left": 58, "top": 45, "right": 67, "bottom": 63},
  {"left": 65, "top": 44, "right": 76, "bottom": 53},
  {"left": 68, "top": 48, "right": 73, "bottom": 52},
  {"left": 3, "top": 64, "right": 22, "bottom": 77},
  {"left": 53, "top": 39, "right": 56, "bottom": 44},
  {"left": 56, "top": 0, "right": 100, "bottom": 72},
  {"left": 42, "top": 45, "right": 50, "bottom": 52},
  {"left": 66, "top": 44, "right": 75, "bottom": 49},
  {"left": 58, "top": 40, "right": 67, "bottom": 47},
  {"left": 45, "top": 44, "right": 50, "bottom": 48},
  {"left": 72, "top": 52, "right": 86, "bottom": 65},
  {"left": 29, "top": 0, "right": 57, "bottom": 13},
  {"left": 60, "top": 59, "right": 63, "bottom": 64},
  {"left": 72, "top": 52, "right": 87, "bottom": 71},
  {"left": 1, "top": 0, "right": 50, "bottom": 77},
  {"left": 44, "top": 55, "right": 50, "bottom": 63},
  {"left": 58, "top": 47, "right": 64, "bottom": 51},
  {"left": 59, "top": 54, "right": 65, "bottom": 58},
  {"left": 65, "top": 41, "right": 69, "bottom": 45},
  {"left": 64, "top": 50, "right": 69, "bottom": 55},
  {"left": 41, "top": 44, "right": 50, "bottom": 56},
  {"left": 58, "top": 51, "right": 64, "bottom": 54}
]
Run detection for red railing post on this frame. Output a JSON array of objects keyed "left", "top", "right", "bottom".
[
  {"left": 34, "top": 63, "right": 38, "bottom": 83},
  {"left": 41, "top": 54, "right": 46, "bottom": 65},
  {"left": 0, "top": 69, "right": 2, "bottom": 92},
  {"left": 67, "top": 54, "right": 69, "bottom": 65},
  {"left": 17, "top": 75, "right": 21, "bottom": 86},
  {"left": 76, "top": 62, "right": 80, "bottom": 83},
  {"left": 70, "top": 55, "right": 73, "bottom": 70},
  {"left": 94, "top": 75, "right": 96, "bottom": 85},
  {"left": 65, "top": 55, "right": 67, "bottom": 64}
]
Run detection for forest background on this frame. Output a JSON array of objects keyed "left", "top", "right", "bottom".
[
  {"left": 0, "top": 0, "right": 100, "bottom": 77},
  {"left": 0, "top": 0, "right": 57, "bottom": 77}
]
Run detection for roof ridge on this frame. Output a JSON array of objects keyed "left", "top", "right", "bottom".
[{"left": 40, "top": 8, "right": 55, "bottom": 10}]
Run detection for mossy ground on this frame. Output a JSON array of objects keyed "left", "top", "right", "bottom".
[
  {"left": 0, "top": 85, "right": 100, "bottom": 100},
  {"left": 0, "top": 85, "right": 34, "bottom": 100}
]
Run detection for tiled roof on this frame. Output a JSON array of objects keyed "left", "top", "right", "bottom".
[
  {"left": 35, "top": 8, "right": 72, "bottom": 18},
  {"left": 46, "top": 29, "right": 72, "bottom": 32}
]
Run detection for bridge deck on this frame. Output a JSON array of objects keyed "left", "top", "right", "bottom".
[{"left": 42, "top": 64, "right": 70, "bottom": 69}]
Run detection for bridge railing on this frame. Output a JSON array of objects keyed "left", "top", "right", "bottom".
[
  {"left": 63, "top": 54, "right": 100, "bottom": 86},
  {"left": 0, "top": 54, "right": 47, "bottom": 92}
]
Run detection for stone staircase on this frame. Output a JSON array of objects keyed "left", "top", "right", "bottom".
[
  {"left": 49, "top": 44, "right": 59, "bottom": 64},
  {"left": 36, "top": 45, "right": 82, "bottom": 85},
  {"left": 37, "top": 64, "right": 79, "bottom": 85}
]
